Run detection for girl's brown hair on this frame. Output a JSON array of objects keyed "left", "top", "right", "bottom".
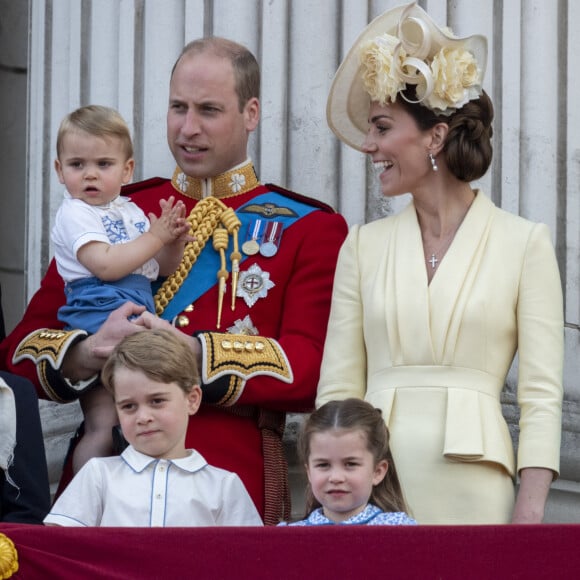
[{"left": 298, "top": 398, "right": 409, "bottom": 516}]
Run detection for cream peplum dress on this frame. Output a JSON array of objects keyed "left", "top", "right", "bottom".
[{"left": 317, "top": 191, "right": 563, "bottom": 524}]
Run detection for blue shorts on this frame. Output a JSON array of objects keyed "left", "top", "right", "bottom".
[{"left": 58, "top": 274, "right": 155, "bottom": 334}]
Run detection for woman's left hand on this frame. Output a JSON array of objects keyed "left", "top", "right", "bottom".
[{"left": 511, "top": 467, "right": 554, "bottom": 524}]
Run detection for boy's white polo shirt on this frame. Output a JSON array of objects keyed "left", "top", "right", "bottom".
[{"left": 44, "top": 446, "right": 263, "bottom": 527}]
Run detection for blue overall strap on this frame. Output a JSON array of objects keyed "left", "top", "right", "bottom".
[{"left": 158, "top": 191, "right": 318, "bottom": 321}]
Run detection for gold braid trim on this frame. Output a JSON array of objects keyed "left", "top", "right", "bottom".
[
  {"left": 215, "top": 375, "right": 245, "bottom": 407},
  {"left": 0, "top": 533, "right": 18, "bottom": 578},
  {"left": 171, "top": 161, "right": 259, "bottom": 200},
  {"left": 154, "top": 197, "right": 241, "bottom": 318}
]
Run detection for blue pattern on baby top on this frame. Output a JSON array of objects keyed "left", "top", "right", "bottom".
[
  {"left": 101, "top": 213, "right": 147, "bottom": 243},
  {"left": 102, "top": 215, "right": 130, "bottom": 244},
  {"left": 134, "top": 221, "right": 147, "bottom": 234},
  {"left": 280, "top": 504, "right": 417, "bottom": 526}
]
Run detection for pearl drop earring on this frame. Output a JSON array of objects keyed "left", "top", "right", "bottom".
[{"left": 429, "top": 152, "right": 438, "bottom": 172}]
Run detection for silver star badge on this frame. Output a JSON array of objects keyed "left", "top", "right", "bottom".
[{"left": 236, "top": 263, "right": 275, "bottom": 307}]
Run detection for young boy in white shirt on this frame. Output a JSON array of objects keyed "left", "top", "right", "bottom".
[{"left": 44, "top": 328, "right": 262, "bottom": 527}]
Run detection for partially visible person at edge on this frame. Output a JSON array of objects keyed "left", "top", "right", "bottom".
[
  {"left": 52, "top": 105, "right": 191, "bottom": 474},
  {"left": 1, "top": 286, "right": 50, "bottom": 525},
  {"left": 278, "top": 398, "right": 416, "bottom": 526},
  {"left": 316, "top": 2, "right": 563, "bottom": 524},
  {"left": 0, "top": 37, "right": 348, "bottom": 525},
  {"left": 44, "top": 330, "right": 262, "bottom": 527}
]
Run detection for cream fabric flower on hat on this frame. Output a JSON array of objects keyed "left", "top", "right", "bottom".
[
  {"left": 326, "top": 2, "right": 487, "bottom": 150},
  {"left": 359, "top": 23, "right": 482, "bottom": 116},
  {"left": 424, "top": 47, "right": 481, "bottom": 113},
  {"left": 360, "top": 34, "right": 406, "bottom": 105}
]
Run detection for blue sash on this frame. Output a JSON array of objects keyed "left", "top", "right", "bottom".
[{"left": 157, "top": 191, "right": 318, "bottom": 321}]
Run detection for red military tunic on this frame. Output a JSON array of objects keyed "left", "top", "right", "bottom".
[{"left": 0, "top": 160, "right": 348, "bottom": 524}]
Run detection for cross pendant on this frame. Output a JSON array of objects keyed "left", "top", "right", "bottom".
[{"left": 428, "top": 254, "right": 438, "bottom": 269}]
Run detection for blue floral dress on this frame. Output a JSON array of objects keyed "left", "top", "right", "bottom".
[{"left": 279, "top": 504, "right": 417, "bottom": 526}]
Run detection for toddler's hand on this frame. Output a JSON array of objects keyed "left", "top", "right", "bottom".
[{"left": 148, "top": 196, "right": 192, "bottom": 244}]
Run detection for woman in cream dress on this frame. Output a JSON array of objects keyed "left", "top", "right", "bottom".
[{"left": 317, "top": 3, "right": 563, "bottom": 524}]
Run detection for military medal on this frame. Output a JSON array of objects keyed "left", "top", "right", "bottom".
[
  {"left": 242, "top": 219, "right": 263, "bottom": 256},
  {"left": 259, "top": 221, "right": 283, "bottom": 257},
  {"left": 242, "top": 239, "right": 260, "bottom": 255}
]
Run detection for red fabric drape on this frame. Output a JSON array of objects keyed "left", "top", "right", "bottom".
[{"left": 1, "top": 523, "right": 579, "bottom": 579}]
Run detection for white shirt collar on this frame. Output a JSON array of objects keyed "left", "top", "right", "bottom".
[
  {"left": 63, "top": 189, "right": 128, "bottom": 209},
  {"left": 121, "top": 445, "right": 208, "bottom": 474}
]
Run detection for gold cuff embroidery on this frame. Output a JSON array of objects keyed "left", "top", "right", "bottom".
[
  {"left": 216, "top": 376, "right": 246, "bottom": 407},
  {"left": 198, "top": 332, "right": 293, "bottom": 384},
  {"left": 13, "top": 329, "right": 88, "bottom": 370},
  {"left": 13, "top": 329, "right": 97, "bottom": 402}
]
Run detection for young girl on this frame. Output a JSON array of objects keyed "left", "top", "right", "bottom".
[{"left": 283, "top": 398, "right": 416, "bottom": 526}]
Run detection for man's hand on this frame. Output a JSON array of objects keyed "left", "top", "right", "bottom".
[{"left": 88, "top": 302, "right": 148, "bottom": 359}]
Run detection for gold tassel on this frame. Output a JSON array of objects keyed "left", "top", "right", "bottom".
[
  {"left": 212, "top": 227, "right": 229, "bottom": 328},
  {"left": 154, "top": 197, "right": 242, "bottom": 323},
  {"left": 221, "top": 207, "right": 242, "bottom": 310}
]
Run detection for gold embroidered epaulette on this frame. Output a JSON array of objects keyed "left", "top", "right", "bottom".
[{"left": 197, "top": 332, "right": 293, "bottom": 385}]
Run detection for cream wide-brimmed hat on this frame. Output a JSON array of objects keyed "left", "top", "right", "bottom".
[{"left": 326, "top": 2, "right": 487, "bottom": 151}]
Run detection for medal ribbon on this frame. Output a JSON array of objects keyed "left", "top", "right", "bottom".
[{"left": 250, "top": 219, "right": 263, "bottom": 240}]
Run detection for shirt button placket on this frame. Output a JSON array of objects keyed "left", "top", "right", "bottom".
[{"left": 151, "top": 461, "right": 167, "bottom": 526}]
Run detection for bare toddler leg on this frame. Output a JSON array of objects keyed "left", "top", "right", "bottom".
[{"left": 72, "top": 384, "right": 118, "bottom": 473}]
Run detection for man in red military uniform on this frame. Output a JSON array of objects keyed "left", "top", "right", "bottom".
[{"left": 0, "top": 38, "right": 347, "bottom": 525}]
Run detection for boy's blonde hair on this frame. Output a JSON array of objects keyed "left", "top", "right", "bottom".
[
  {"left": 101, "top": 329, "right": 200, "bottom": 396},
  {"left": 56, "top": 104, "right": 133, "bottom": 160}
]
